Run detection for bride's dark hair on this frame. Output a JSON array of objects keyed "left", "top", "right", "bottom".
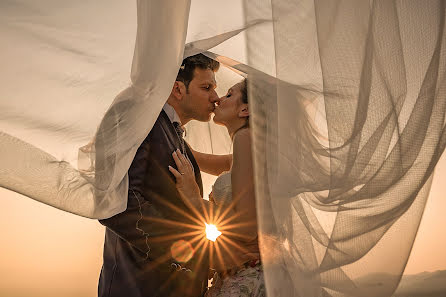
[
  {"left": 240, "top": 78, "right": 248, "bottom": 105},
  {"left": 233, "top": 79, "right": 249, "bottom": 138}
]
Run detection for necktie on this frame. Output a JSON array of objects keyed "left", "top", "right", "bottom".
[
  {"left": 173, "top": 122, "right": 186, "bottom": 154},
  {"left": 173, "top": 122, "right": 194, "bottom": 173}
]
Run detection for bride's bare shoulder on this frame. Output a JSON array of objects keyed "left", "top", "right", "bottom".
[
  {"left": 233, "top": 128, "right": 251, "bottom": 143},
  {"left": 233, "top": 128, "right": 251, "bottom": 155}
]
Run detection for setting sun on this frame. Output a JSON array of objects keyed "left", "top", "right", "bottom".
[{"left": 205, "top": 223, "right": 222, "bottom": 242}]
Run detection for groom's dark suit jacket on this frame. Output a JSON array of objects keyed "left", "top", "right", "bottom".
[{"left": 98, "top": 110, "right": 208, "bottom": 297}]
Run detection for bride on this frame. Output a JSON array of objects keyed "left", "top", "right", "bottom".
[{"left": 169, "top": 79, "right": 265, "bottom": 297}]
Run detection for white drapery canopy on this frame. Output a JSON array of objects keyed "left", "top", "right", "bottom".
[{"left": 1, "top": 1, "right": 445, "bottom": 296}]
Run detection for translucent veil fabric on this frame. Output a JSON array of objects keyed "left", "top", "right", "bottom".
[
  {"left": 1, "top": 1, "right": 446, "bottom": 297},
  {"left": 240, "top": 1, "right": 446, "bottom": 296},
  {"left": 1, "top": 0, "right": 191, "bottom": 218}
]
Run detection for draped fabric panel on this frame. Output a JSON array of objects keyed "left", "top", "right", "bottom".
[
  {"left": 239, "top": 1, "right": 446, "bottom": 296},
  {"left": 1, "top": 1, "right": 445, "bottom": 297},
  {"left": 1, "top": 0, "right": 191, "bottom": 218}
]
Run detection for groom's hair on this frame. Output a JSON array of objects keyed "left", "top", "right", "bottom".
[{"left": 176, "top": 54, "right": 220, "bottom": 91}]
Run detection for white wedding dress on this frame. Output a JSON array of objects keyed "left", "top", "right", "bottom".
[{"left": 212, "top": 171, "right": 233, "bottom": 209}]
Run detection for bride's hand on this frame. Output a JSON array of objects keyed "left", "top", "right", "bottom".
[{"left": 169, "top": 149, "right": 201, "bottom": 205}]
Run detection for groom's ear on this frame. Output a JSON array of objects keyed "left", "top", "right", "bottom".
[
  {"left": 238, "top": 104, "right": 249, "bottom": 118},
  {"left": 172, "top": 81, "right": 186, "bottom": 100}
]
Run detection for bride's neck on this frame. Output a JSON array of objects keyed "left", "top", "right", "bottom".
[{"left": 227, "top": 120, "right": 248, "bottom": 139}]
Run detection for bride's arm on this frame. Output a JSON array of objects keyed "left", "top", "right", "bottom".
[
  {"left": 189, "top": 147, "right": 232, "bottom": 176},
  {"left": 227, "top": 128, "right": 258, "bottom": 243},
  {"left": 206, "top": 129, "right": 259, "bottom": 271}
]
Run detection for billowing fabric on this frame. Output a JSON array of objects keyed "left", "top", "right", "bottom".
[
  {"left": 238, "top": 1, "right": 446, "bottom": 296},
  {"left": 1, "top": 1, "right": 445, "bottom": 297},
  {"left": 0, "top": 0, "right": 190, "bottom": 219}
]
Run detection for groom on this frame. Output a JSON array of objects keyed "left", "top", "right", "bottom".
[{"left": 98, "top": 54, "right": 220, "bottom": 297}]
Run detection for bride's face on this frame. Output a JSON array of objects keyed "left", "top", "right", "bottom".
[{"left": 213, "top": 82, "right": 246, "bottom": 127}]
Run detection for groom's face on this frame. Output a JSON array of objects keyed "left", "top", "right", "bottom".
[{"left": 182, "top": 68, "right": 218, "bottom": 122}]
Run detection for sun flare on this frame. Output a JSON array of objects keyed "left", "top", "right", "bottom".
[{"left": 205, "top": 223, "right": 222, "bottom": 242}]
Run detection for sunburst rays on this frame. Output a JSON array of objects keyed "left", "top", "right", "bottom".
[
  {"left": 137, "top": 181, "right": 258, "bottom": 295},
  {"left": 142, "top": 190, "right": 256, "bottom": 279}
]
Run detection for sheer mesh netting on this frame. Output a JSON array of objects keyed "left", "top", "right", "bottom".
[
  {"left": 240, "top": 1, "right": 446, "bottom": 296},
  {"left": 1, "top": 1, "right": 445, "bottom": 296}
]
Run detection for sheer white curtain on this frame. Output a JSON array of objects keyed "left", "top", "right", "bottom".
[
  {"left": 1, "top": 0, "right": 190, "bottom": 218},
  {"left": 238, "top": 1, "right": 446, "bottom": 296},
  {"left": 1, "top": 1, "right": 445, "bottom": 297}
]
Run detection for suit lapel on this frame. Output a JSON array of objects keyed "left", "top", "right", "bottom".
[
  {"left": 159, "top": 110, "right": 203, "bottom": 196},
  {"left": 185, "top": 142, "right": 203, "bottom": 196},
  {"left": 159, "top": 110, "right": 181, "bottom": 150}
]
